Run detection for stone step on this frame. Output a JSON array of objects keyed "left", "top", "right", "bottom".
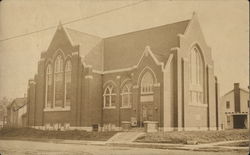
[{"left": 107, "top": 132, "right": 145, "bottom": 143}]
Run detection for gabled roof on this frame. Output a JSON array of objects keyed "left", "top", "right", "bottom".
[
  {"left": 103, "top": 20, "right": 190, "bottom": 71},
  {"left": 222, "top": 88, "right": 249, "bottom": 97},
  {"left": 65, "top": 28, "right": 104, "bottom": 70},
  {"left": 8, "top": 97, "right": 27, "bottom": 111},
  {"left": 61, "top": 19, "right": 190, "bottom": 71},
  {"left": 65, "top": 28, "right": 103, "bottom": 55}
]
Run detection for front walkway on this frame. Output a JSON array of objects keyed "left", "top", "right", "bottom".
[{"left": 56, "top": 132, "right": 249, "bottom": 152}]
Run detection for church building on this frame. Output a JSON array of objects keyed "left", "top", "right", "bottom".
[{"left": 26, "top": 13, "right": 219, "bottom": 131}]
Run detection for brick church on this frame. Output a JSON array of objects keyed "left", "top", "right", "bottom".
[{"left": 26, "top": 13, "right": 219, "bottom": 131}]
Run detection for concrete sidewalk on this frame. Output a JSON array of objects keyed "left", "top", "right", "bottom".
[
  {"left": 2, "top": 137, "right": 248, "bottom": 152},
  {"left": 105, "top": 140, "right": 249, "bottom": 151},
  {"left": 58, "top": 138, "right": 249, "bottom": 152}
]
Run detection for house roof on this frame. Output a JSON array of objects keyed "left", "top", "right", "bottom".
[
  {"left": 103, "top": 20, "right": 190, "bottom": 71},
  {"left": 222, "top": 88, "right": 249, "bottom": 97},
  {"left": 63, "top": 19, "right": 190, "bottom": 71},
  {"left": 8, "top": 97, "right": 27, "bottom": 111}
]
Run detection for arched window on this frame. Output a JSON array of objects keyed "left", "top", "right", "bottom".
[
  {"left": 54, "top": 55, "right": 64, "bottom": 107},
  {"left": 189, "top": 47, "right": 204, "bottom": 104},
  {"left": 141, "top": 72, "right": 154, "bottom": 94},
  {"left": 121, "top": 83, "right": 132, "bottom": 108},
  {"left": 45, "top": 64, "right": 52, "bottom": 108},
  {"left": 65, "top": 60, "right": 72, "bottom": 107},
  {"left": 103, "top": 84, "right": 116, "bottom": 108}
]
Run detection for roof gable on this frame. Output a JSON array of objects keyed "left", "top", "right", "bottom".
[
  {"left": 46, "top": 25, "right": 74, "bottom": 55},
  {"left": 65, "top": 28, "right": 104, "bottom": 70},
  {"left": 103, "top": 20, "right": 190, "bottom": 71},
  {"left": 53, "top": 19, "right": 191, "bottom": 71},
  {"left": 10, "top": 97, "right": 27, "bottom": 111}
]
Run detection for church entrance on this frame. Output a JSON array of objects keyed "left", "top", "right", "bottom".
[
  {"left": 141, "top": 102, "right": 154, "bottom": 122},
  {"left": 139, "top": 99, "right": 155, "bottom": 127},
  {"left": 139, "top": 95, "right": 155, "bottom": 127},
  {"left": 138, "top": 70, "right": 156, "bottom": 127}
]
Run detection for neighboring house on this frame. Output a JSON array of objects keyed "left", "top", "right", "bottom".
[
  {"left": 0, "top": 97, "right": 10, "bottom": 128},
  {"left": 0, "top": 105, "right": 6, "bottom": 128},
  {"left": 220, "top": 83, "right": 249, "bottom": 129},
  {"left": 26, "top": 13, "right": 219, "bottom": 132},
  {"left": 7, "top": 97, "right": 27, "bottom": 127}
]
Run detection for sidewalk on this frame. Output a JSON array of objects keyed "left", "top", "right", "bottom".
[
  {"left": 2, "top": 136, "right": 248, "bottom": 152},
  {"left": 58, "top": 138, "right": 249, "bottom": 152},
  {"left": 106, "top": 140, "right": 249, "bottom": 152}
]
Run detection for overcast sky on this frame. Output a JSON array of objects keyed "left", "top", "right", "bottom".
[{"left": 0, "top": 0, "right": 249, "bottom": 99}]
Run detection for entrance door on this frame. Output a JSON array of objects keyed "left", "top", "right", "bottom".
[
  {"left": 233, "top": 115, "right": 247, "bottom": 129},
  {"left": 142, "top": 103, "right": 154, "bottom": 122},
  {"left": 139, "top": 101, "right": 155, "bottom": 127},
  {"left": 139, "top": 70, "right": 155, "bottom": 127}
]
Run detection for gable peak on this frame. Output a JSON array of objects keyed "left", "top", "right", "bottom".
[
  {"left": 191, "top": 11, "right": 199, "bottom": 21},
  {"left": 57, "top": 20, "right": 63, "bottom": 30}
]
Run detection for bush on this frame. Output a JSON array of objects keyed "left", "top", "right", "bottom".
[
  {"left": 0, "top": 127, "right": 117, "bottom": 141},
  {"left": 136, "top": 129, "right": 249, "bottom": 144}
]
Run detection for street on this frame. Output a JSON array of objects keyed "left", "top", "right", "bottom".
[{"left": 0, "top": 140, "right": 245, "bottom": 155}]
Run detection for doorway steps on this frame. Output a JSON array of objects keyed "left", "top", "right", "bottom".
[{"left": 106, "top": 131, "right": 145, "bottom": 144}]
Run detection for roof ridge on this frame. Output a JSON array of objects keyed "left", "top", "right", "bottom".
[
  {"left": 104, "top": 19, "right": 191, "bottom": 39},
  {"left": 65, "top": 27, "right": 103, "bottom": 39},
  {"left": 222, "top": 87, "right": 249, "bottom": 97},
  {"left": 240, "top": 88, "right": 249, "bottom": 93}
]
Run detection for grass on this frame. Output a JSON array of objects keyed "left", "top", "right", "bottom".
[
  {"left": 136, "top": 129, "right": 249, "bottom": 144},
  {"left": 0, "top": 127, "right": 117, "bottom": 141},
  {"left": 219, "top": 141, "right": 249, "bottom": 147}
]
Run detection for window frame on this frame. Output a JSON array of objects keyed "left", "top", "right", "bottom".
[
  {"left": 189, "top": 46, "right": 206, "bottom": 106},
  {"left": 53, "top": 55, "right": 64, "bottom": 108},
  {"left": 121, "top": 84, "right": 132, "bottom": 108},
  {"left": 64, "top": 60, "right": 72, "bottom": 108},
  {"left": 226, "top": 101, "right": 230, "bottom": 109},
  {"left": 140, "top": 71, "right": 154, "bottom": 95},
  {"left": 45, "top": 64, "right": 52, "bottom": 109},
  {"left": 103, "top": 85, "right": 116, "bottom": 109}
]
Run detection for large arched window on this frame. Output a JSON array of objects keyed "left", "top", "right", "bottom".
[
  {"left": 189, "top": 47, "right": 204, "bottom": 104},
  {"left": 121, "top": 83, "right": 132, "bottom": 108},
  {"left": 103, "top": 84, "right": 116, "bottom": 108},
  {"left": 141, "top": 72, "right": 154, "bottom": 94},
  {"left": 54, "top": 55, "right": 64, "bottom": 107},
  {"left": 65, "top": 60, "right": 72, "bottom": 107},
  {"left": 45, "top": 64, "right": 52, "bottom": 108}
]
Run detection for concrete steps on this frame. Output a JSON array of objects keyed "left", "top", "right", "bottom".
[{"left": 106, "top": 132, "right": 145, "bottom": 144}]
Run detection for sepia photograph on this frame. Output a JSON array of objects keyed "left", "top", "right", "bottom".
[{"left": 0, "top": 0, "right": 249, "bottom": 154}]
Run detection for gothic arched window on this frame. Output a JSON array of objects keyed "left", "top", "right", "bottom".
[
  {"left": 189, "top": 47, "right": 204, "bottom": 104},
  {"left": 121, "top": 83, "right": 132, "bottom": 108},
  {"left": 103, "top": 84, "right": 116, "bottom": 108},
  {"left": 141, "top": 72, "right": 154, "bottom": 94},
  {"left": 54, "top": 55, "right": 64, "bottom": 107},
  {"left": 45, "top": 64, "right": 52, "bottom": 108},
  {"left": 65, "top": 60, "right": 72, "bottom": 107}
]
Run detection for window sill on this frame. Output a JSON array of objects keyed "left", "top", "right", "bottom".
[
  {"left": 44, "top": 107, "right": 70, "bottom": 112},
  {"left": 141, "top": 92, "right": 154, "bottom": 95},
  {"left": 188, "top": 103, "right": 208, "bottom": 107},
  {"left": 120, "top": 106, "right": 132, "bottom": 109},
  {"left": 103, "top": 106, "right": 116, "bottom": 109}
]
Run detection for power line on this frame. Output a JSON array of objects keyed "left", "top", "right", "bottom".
[{"left": 0, "top": 0, "right": 148, "bottom": 42}]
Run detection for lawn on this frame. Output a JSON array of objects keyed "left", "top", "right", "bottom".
[
  {"left": 0, "top": 127, "right": 117, "bottom": 141},
  {"left": 136, "top": 129, "right": 249, "bottom": 144},
  {"left": 219, "top": 141, "right": 249, "bottom": 147}
]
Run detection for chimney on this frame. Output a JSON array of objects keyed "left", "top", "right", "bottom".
[
  {"left": 234, "top": 83, "right": 241, "bottom": 113},
  {"left": 234, "top": 83, "right": 240, "bottom": 90}
]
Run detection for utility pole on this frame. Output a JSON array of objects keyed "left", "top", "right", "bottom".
[
  {"left": 248, "top": 43, "right": 250, "bottom": 155},
  {"left": 248, "top": 86, "right": 250, "bottom": 155}
]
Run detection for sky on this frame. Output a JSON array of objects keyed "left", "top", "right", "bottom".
[{"left": 0, "top": 0, "right": 249, "bottom": 99}]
